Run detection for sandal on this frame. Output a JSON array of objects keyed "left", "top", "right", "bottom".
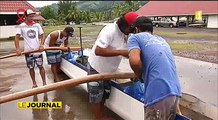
[{"left": 32, "top": 84, "right": 38, "bottom": 88}]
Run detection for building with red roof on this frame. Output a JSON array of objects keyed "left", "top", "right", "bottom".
[
  {"left": 0, "top": 1, "right": 45, "bottom": 38},
  {"left": 0, "top": 1, "right": 38, "bottom": 14},
  {"left": 136, "top": 1, "right": 218, "bottom": 28}
]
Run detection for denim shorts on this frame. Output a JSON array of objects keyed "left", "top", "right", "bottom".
[
  {"left": 87, "top": 63, "right": 111, "bottom": 103},
  {"left": 25, "top": 54, "right": 43, "bottom": 69},
  {"left": 144, "top": 96, "right": 179, "bottom": 120},
  {"left": 45, "top": 51, "right": 62, "bottom": 64}
]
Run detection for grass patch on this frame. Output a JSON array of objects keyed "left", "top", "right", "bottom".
[
  {"left": 69, "top": 40, "right": 94, "bottom": 48},
  {"left": 43, "top": 25, "right": 103, "bottom": 36},
  {"left": 43, "top": 25, "right": 66, "bottom": 35},
  {"left": 168, "top": 42, "right": 203, "bottom": 51},
  {"left": 43, "top": 25, "right": 103, "bottom": 49},
  {"left": 154, "top": 30, "right": 217, "bottom": 38}
]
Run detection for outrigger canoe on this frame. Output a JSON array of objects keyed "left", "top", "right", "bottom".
[{"left": 60, "top": 49, "right": 192, "bottom": 120}]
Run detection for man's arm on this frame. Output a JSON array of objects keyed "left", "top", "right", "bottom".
[
  {"left": 15, "top": 34, "right": 22, "bottom": 55},
  {"left": 95, "top": 46, "right": 128, "bottom": 57},
  {"left": 129, "top": 49, "right": 142, "bottom": 79},
  {"left": 64, "top": 38, "right": 70, "bottom": 51},
  {"left": 64, "top": 38, "right": 68, "bottom": 47},
  {"left": 39, "top": 33, "right": 45, "bottom": 51},
  {"left": 40, "top": 33, "right": 46, "bottom": 46},
  {"left": 38, "top": 24, "right": 45, "bottom": 51},
  {"left": 48, "top": 33, "right": 58, "bottom": 47}
]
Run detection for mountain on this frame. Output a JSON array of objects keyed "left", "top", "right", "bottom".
[
  {"left": 39, "top": 1, "right": 147, "bottom": 13},
  {"left": 76, "top": 1, "right": 123, "bottom": 12}
]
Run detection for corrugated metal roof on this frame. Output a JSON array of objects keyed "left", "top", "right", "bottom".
[{"left": 136, "top": 1, "right": 218, "bottom": 17}]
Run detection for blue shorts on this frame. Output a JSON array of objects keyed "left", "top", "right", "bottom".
[
  {"left": 87, "top": 63, "right": 111, "bottom": 103},
  {"left": 25, "top": 54, "right": 43, "bottom": 69},
  {"left": 45, "top": 51, "right": 62, "bottom": 64}
]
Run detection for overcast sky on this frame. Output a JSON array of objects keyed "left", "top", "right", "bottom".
[{"left": 27, "top": 1, "right": 58, "bottom": 8}]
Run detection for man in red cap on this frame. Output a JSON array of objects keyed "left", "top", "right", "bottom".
[{"left": 87, "top": 12, "right": 139, "bottom": 120}]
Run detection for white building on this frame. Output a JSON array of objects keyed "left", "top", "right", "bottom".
[{"left": 0, "top": 1, "right": 45, "bottom": 38}]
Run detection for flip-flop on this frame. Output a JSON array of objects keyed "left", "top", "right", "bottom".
[{"left": 32, "top": 85, "right": 38, "bottom": 88}]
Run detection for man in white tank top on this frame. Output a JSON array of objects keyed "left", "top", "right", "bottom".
[
  {"left": 44, "top": 27, "right": 74, "bottom": 82},
  {"left": 15, "top": 9, "right": 46, "bottom": 88}
]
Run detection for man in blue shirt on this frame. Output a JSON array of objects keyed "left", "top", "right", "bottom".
[{"left": 128, "top": 16, "right": 182, "bottom": 120}]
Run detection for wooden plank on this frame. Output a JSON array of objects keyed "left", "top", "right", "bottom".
[
  {"left": 0, "top": 47, "right": 81, "bottom": 59},
  {"left": 0, "top": 72, "right": 135, "bottom": 104}
]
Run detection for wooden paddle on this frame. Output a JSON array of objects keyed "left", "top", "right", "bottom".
[
  {"left": 0, "top": 47, "right": 81, "bottom": 59},
  {"left": 0, "top": 72, "right": 135, "bottom": 104}
]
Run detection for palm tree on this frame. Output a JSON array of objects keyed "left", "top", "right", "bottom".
[
  {"left": 113, "top": 4, "right": 123, "bottom": 18},
  {"left": 58, "top": 1, "right": 77, "bottom": 23}
]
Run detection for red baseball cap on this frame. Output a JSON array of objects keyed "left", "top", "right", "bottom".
[{"left": 124, "top": 12, "right": 139, "bottom": 26}]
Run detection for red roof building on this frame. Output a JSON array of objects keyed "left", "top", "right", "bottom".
[
  {"left": 0, "top": 1, "right": 45, "bottom": 24},
  {"left": 0, "top": 1, "right": 39, "bottom": 14},
  {"left": 136, "top": 1, "right": 218, "bottom": 16}
]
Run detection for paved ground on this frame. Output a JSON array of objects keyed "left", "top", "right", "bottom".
[{"left": 0, "top": 55, "right": 122, "bottom": 120}]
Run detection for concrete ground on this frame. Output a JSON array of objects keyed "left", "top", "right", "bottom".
[{"left": 0, "top": 55, "right": 122, "bottom": 120}]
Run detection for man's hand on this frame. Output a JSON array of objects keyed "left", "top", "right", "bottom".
[
  {"left": 130, "top": 77, "right": 144, "bottom": 83},
  {"left": 67, "top": 46, "right": 71, "bottom": 52},
  {"left": 16, "top": 49, "right": 22, "bottom": 56},
  {"left": 61, "top": 46, "right": 70, "bottom": 52},
  {"left": 39, "top": 45, "right": 44, "bottom": 52}
]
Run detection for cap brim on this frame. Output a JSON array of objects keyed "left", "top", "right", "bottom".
[
  {"left": 27, "top": 13, "right": 36, "bottom": 16},
  {"left": 68, "top": 34, "right": 73, "bottom": 37}
]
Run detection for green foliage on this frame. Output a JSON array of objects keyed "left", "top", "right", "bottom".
[
  {"left": 40, "top": 6, "right": 57, "bottom": 19},
  {"left": 40, "top": 1, "right": 148, "bottom": 23},
  {"left": 44, "top": 19, "right": 61, "bottom": 26},
  {"left": 58, "top": 1, "right": 77, "bottom": 23},
  {"left": 112, "top": 1, "right": 147, "bottom": 19}
]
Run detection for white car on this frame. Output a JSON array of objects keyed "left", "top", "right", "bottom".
[{"left": 153, "top": 19, "right": 177, "bottom": 28}]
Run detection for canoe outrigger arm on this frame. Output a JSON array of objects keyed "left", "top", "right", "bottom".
[{"left": 0, "top": 72, "right": 135, "bottom": 104}]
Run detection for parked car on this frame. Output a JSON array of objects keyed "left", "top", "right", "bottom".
[
  {"left": 188, "top": 21, "right": 206, "bottom": 28},
  {"left": 153, "top": 18, "right": 177, "bottom": 28},
  {"left": 177, "top": 21, "right": 187, "bottom": 27}
]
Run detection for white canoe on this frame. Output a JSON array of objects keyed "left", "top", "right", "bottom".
[
  {"left": 174, "top": 56, "right": 217, "bottom": 120},
  {"left": 59, "top": 50, "right": 194, "bottom": 120}
]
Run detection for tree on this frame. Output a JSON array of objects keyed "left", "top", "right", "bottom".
[
  {"left": 40, "top": 6, "right": 57, "bottom": 19},
  {"left": 112, "top": 1, "right": 147, "bottom": 19},
  {"left": 82, "top": 11, "right": 92, "bottom": 23},
  {"left": 58, "top": 1, "right": 77, "bottom": 23},
  {"left": 113, "top": 4, "right": 122, "bottom": 18},
  {"left": 93, "top": 12, "right": 104, "bottom": 22}
]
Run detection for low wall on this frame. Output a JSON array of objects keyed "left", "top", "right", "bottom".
[
  {"left": 207, "top": 15, "right": 218, "bottom": 28},
  {"left": 0, "top": 25, "right": 18, "bottom": 38}
]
